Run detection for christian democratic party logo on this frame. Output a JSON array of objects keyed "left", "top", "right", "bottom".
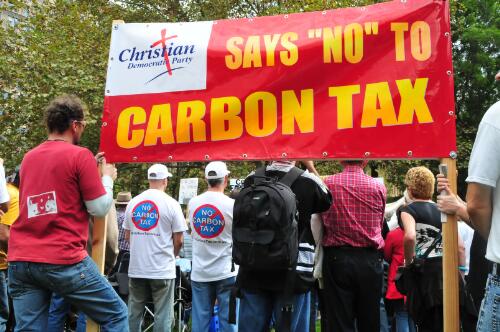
[
  {"left": 105, "top": 22, "right": 213, "bottom": 96},
  {"left": 132, "top": 200, "right": 160, "bottom": 231},
  {"left": 192, "top": 204, "right": 225, "bottom": 239}
]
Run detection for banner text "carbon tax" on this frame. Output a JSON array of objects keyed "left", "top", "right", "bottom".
[{"left": 115, "top": 89, "right": 314, "bottom": 148}]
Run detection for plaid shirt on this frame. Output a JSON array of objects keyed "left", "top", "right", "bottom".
[
  {"left": 116, "top": 207, "right": 130, "bottom": 251},
  {"left": 322, "top": 165, "right": 386, "bottom": 249}
]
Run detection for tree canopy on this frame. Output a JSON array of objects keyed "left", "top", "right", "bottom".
[{"left": 0, "top": 0, "right": 498, "bottom": 198}]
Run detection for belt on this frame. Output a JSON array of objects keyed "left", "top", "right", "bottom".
[{"left": 324, "top": 246, "right": 380, "bottom": 253}]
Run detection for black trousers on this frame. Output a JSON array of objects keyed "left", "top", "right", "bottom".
[{"left": 322, "top": 246, "right": 383, "bottom": 332}]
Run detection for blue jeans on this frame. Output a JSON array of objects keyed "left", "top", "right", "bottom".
[
  {"left": 379, "top": 297, "right": 389, "bottom": 332},
  {"left": 48, "top": 293, "right": 86, "bottom": 332},
  {"left": 239, "top": 289, "right": 310, "bottom": 332},
  {"left": 8, "top": 256, "right": 128, "bottom": 332},
  {"left": 191, "top": 276, "right": 237, "bottom": 332},
  {"left": 128, "top": 278, "right": 175, "bottom": 332},
  {"left": 394, "top": 310, "right": 416, "bottom": 332},
  {"left": 0, "top": 270, "right": 8, "bottom": 332},
  {"left": 477, "top": 264, "right": 500, "bottom": 332}
]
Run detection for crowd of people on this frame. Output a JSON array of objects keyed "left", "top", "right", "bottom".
[{"left": 0, "top": 87, "right": 498, "bottom": 332}]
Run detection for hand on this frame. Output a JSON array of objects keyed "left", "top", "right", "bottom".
[
  {"left": 300, "top": 160, "right": 320, "bottom": 177},
  {"left": 95, "top": 152, "right": 105, "bottom": 165},
  {"left": 436, "top": 174, "right": 451, "bottom": 194},
  {"left": 101, "top": 159, "right": 117, "bottom": 181},
  {"left": 437, "top": 193, "right": 462, "bottom": 215}
]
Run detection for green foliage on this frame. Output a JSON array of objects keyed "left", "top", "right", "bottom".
[
  {"left": 381, "top": 0, "right": 499, "bottom": 198},
  {"left": 0, "top": 0, "right": 498, "bottom": 200},
  {"left": 450, "top": 0, "right": 499, "bottom": 196}
]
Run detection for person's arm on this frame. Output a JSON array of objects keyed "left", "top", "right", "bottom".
[
  {"left": 466, "top": 183, "right": 493, "bottom": 240},
  {"left": 301, "top": 160, "right": 320, "bottom": 177},
  {"left": 436, "top": 174, "right": 471, "bottom": 226},
  {"left": 104, "top": 204, "right": 119, "bottom": 272},
  {"left": 125, "top": 229, "right": 130, "bottom": 242},
  {"left": 173, "top": 232, "right": 184, "bottom": 257},
  {"left": 0, "top": 224, "right": 9, "bottom": 248},
  {"left": 305, "top": 173, "right": 332, "bottom": 213},
  {"left": 310, "top": 213, "right": 323, "bottom": 246},
  {"left": 465, "top": 115, "right": 500, "bottom": 239},
  {"left": 84, "top": 163, "right": 117, "bottom": 217},
  {"left": 0, "top": 164, "right": 9, "bottom": 213},
  {"left": 171, "top": 202, "right": 188, "bottom": 257},
  {"left": 401, "top": 211, "right": 416, "bottom": 266},
  {"left": 437, "top": 194, "right": 471, "bottom": 225}
]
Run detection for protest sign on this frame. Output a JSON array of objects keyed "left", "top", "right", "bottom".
[
  {"left": 101, "top": 0, "right": 456, "bottom": 162},
  {"left": 178, "top": 178, "right": 199, "bottom": 204},
  {"left": 229, "top": 178, "right": 246, "bottom": 191}
]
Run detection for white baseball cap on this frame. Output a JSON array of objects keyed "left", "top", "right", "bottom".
[
  {"left": 148, "top": 164, "right": 172, "bottom": 180},
  {"left": 205, "top": 161, "right": 230, "bottom": 179}
]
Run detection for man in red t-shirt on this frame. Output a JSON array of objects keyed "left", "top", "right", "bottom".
[{"left": 7, "top": 95, "right": 128, "bottom": 331}]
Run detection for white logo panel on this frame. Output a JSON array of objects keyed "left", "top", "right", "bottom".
[{"left": 105, "top": 22, "right": 213, "bottom": 96}]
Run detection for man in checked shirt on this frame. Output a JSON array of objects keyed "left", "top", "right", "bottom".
[{"left": 321, "top": 160, "right": 386, "bottom": 332}]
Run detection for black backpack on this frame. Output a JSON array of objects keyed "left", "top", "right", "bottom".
[
  {"left": 232, "top": 166, "right": 303, "bottom": 270},
  {"left": 229, "top": 166, "right": 305, "bottom": 331}
]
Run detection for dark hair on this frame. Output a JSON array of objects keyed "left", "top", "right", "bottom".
[
  {"left": 342, "top": 160, "right": 364, "bottom": 166},
  {"left": 45, "top": 94, "right": 86, "bottom": 134},
  {"left": 207, "top": 178, "right": 224, "bottom": 187},
  {"left": 229, "top": 188, "right": 240, "bottom": 199}
]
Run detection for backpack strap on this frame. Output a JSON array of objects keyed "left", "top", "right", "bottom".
[
  {"left": 421, "top": 231, "right": 442, "bottom": 260},
  {"left": 255, "top": 167, "right": 267, "bottom": 178},
  {"left": 279, "top": 167, "right": 304, "bottom": 188},
  {"left": 252, "top": 167, "right": 268, "bottom": 185}
]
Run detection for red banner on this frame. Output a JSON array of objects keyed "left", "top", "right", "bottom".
[{"left": 100, "top": 0, "right": 456, "bottom": 162}]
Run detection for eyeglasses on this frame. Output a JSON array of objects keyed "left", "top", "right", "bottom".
[{"left": 73, "top": 120, "right": 87, "bottom": 129}]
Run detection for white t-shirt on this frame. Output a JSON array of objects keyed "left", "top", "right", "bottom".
[
  {"left": 188, "top": 191, "right": 237, "bottom": 282},
  {"left": 466, "top": 100, "right": 500, "bottom": 264},
  {"left": 124, "top": 189, "right": 187, "bottom": 279},
  {"left": 0, "top": 165, "right": 9, "bottom": 204},
  {"left": 458, "top": 221, "right": 474, "bottom": 275}
]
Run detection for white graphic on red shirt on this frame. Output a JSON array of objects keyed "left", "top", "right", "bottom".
[{"left": 27, "top": 191, "right": 58, "bottom": 218}]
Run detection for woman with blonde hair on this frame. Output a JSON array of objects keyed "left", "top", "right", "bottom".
[{"left": 397, "top": 166, "right": 466, "bottom": 332}]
